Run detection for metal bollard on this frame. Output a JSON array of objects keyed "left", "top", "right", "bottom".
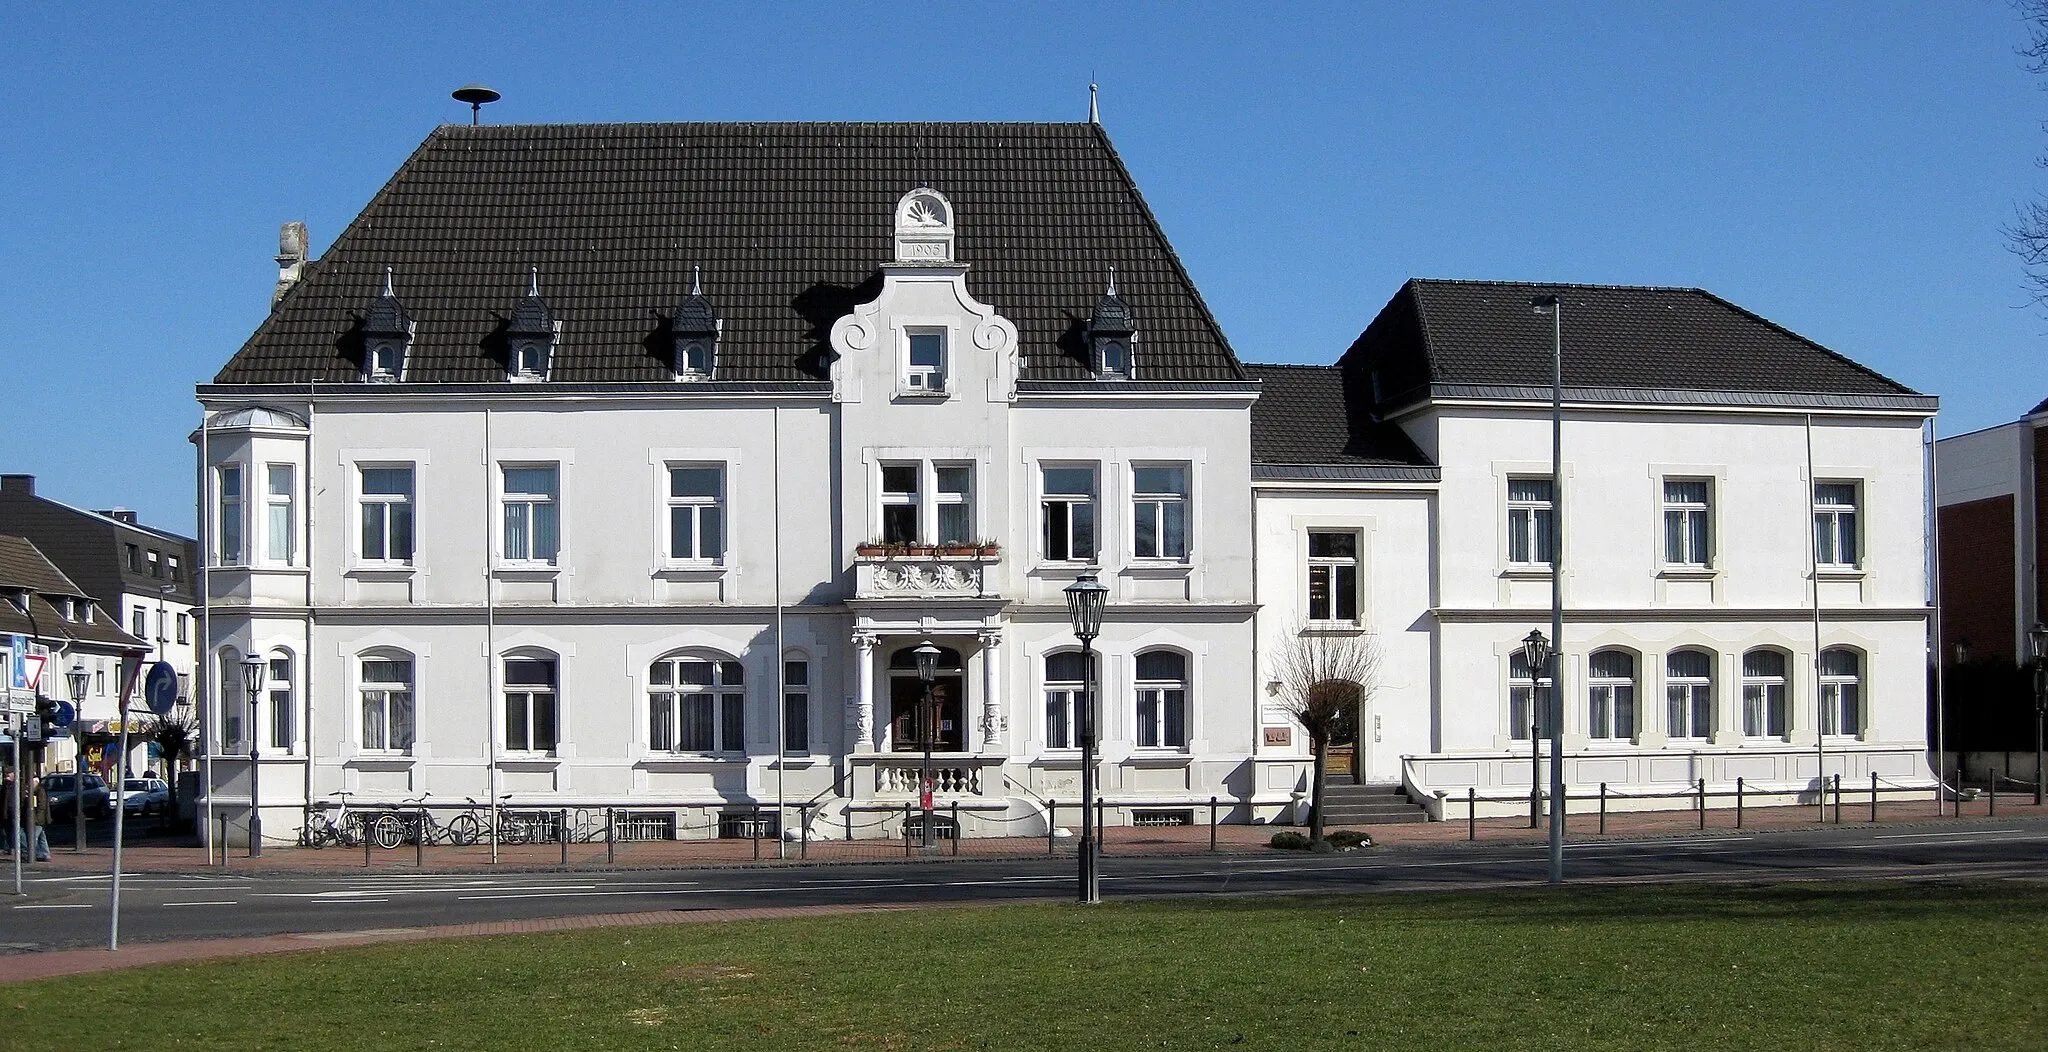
[
  {"left": 950, "top": 802, "right": 960, "bottom": 856},
  {"left": 751, "top": 804, "right": 762, "bottom": 861},
  {"left": 800, "top": 805, "right": 811, "bottom": 861},
  {"left": 218, "top": 815, "right": 228, "bottom": 866},
  {"left": 1599, "top": 782, "right": 1607, "bottom": 835},
  {"left": 1209, "top": 796, "right": 1219, "bottom": 852},
  {"left": 1047, "top": 800, "right": 1057, "bottom": 856},
  {"left": 1736, "top": 777, "right": 1745, "bottom": 829},
  {"left": 414, "top": 813, "right": 424, "bottom": 868},
  {"left": 1467, "top": 787, "right": 1476, "bottom": 841},
  {"left": 364, "top": 820, "right": 372, "bottom": 868},
  {"left": 1096, "top": 798, "right": 1106, "bottom": 858},
  {"left": 1871, "top": 772, "right": 1880, "bottom": 824},
  {"left": 903, "top": 801, "right": 913, "bottom": 857},
  {"left": 559, "top": 808, "right": 569, "bottom": 865},
  {"left": 1697, "top": 778, "right": 1706, "bottom": 830},
  {"left": 606, "top": 807, "right": 616, "bottom": 865},
  {"left": 1832, "top": 774, "right": 1842, "bottom": 824},
  {"left": 1991, "top": 769, "right": 1998, "bottom": 817}
]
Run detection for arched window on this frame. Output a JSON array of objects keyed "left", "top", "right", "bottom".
[
  {"left": 649, "top": 653, "right": 744, "bottom": 754},
  {"left": 217, "top": 648, "right": 246, "bottom": 752},
  {"left": 1742, "top": 649, "right": 1788, "bottom": 738},
  {"left": 1666, "top": 650, "right": 1714, "bottom": 740},
  {"left": 359, "top": 650, "right": 415, "bottom": 753},
  {"left": 1043, "top": 651, "right": 1094, "bottom": 749},
  {"left": 1820, "top": 648, "right": 1862, "bottom": 736},
  {"left": 1134, "top": 650, "right": 1188, "bottom": 748},
  {"left": 267, "top": 649, "right": 295, "bottom": 753},
  {"left": 1507, "top": 651, "right": 1551, "bottom": 741},
  {"left": 504, "top": 651, "right": 558, "bottom": 754},
  {"left": 1587, "top": 650, "right": 1636, "bottom": 740}
]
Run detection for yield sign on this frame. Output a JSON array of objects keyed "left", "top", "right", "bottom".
[{"left": 17, "top": 654, "right": 46, "bottom": 693}]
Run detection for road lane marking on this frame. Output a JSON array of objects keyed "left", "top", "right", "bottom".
[
  {"left": 164, "top": 900, "right": 239, "bottom": 907},
  {"left": 12, "top": 903, "right": 92, "bottom": 909},
  {"left": 1873, "top": 828, "right": 2021, "bottom": 839}
]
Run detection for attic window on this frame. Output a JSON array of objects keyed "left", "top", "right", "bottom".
[
  {"left": 904, "top": 330, "right": 947, "bottom": 393},
  {"left": 505, "top": 268, "right": 557, "bottom": 382},
  {"left": 510, "top": 326, "right": 558, "bottom": 381},
  {"left": 671, "top": 266, "right": 720, "bottom": 381},
  {"left": 361, "top": 268, "right": 413, "bottom": 383},
  {"left": 1088, "top": 268, "right": 1137, "bottom": 381}
]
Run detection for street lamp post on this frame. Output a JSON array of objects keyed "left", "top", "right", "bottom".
[
  {"left": 1520, "top": 630, "right": 1551, "bottom": 831},
  {"left": 240, "top": 653, "right": 265, "bottom": 857},
  {"left": 1531, "top": 293, "right": 1566, "bottom": 883},
  {"left": 67, "top": 664, "right": 89, "bottom": 853},
  {"left": 1063, "top": 571, "right": 1109, "bottom": 905},
  {"left": 2031, "top": 624, "right": 2047, "bottom": 808},
  {"left": 911, "top": 641, "right": 941, "bottom": 853}
]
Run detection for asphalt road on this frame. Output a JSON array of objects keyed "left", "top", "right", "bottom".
[{"left": 7, "top": 819, "right": 2046, "bottom": 954}]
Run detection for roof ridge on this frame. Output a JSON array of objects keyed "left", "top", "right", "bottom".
[
  {"left": 1408, "top": 276, "right": 1710, "bottom": 294},
  {"left": 1400, "top": 279, "right": 1446, "bottom": 384},
  {"left": 1243, "top": 362, "right": 1338, "bottom": 371}
]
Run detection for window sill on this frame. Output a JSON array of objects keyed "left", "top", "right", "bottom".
[
  {"left": 653, "top": 563, "right": 728, "bottom": 579},
  {"left": 496, "top": 754, "right": 560, "bottom": 769},
  {"left": 1124, "top": 749, "right": 1194, "bottom": 765},
  {"left": 493, "top": 564, "right": 561, "bottom": 578},
  {"left": 1499, "top": 564, "right": 1554, "bottom": 579},
  {"left": 893, "top": 387, "right": 951, "bottom": 401},
  {"left": 1122, "top": 561, "right": 1192, "bottom": 577},
  {"left": 1300, "top": 621, "right": 1366, "bottom": 636},
  {"left": 1815, "top": 567, "right": 1865, "bottom": 580},
  {"left": 345, "top": 754, "right": 415, "bottom": 769},
  {"left": 636, "top": 754, "right": 748, "bottom": 771},
  {"left": 1656, "top": 566, "right": 1717, "bottom": 581},
  {"left": 346, "top": 564, "right": 416, "bottom": 578}
]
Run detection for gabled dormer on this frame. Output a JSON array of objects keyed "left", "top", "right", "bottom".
[
  {"left": 1088, "top": 267, "right": 1137, "bottom": 379},
  {"left": 360, "top": 267, "right": 413, "bottom": 382},
  {"left": 671, "top": 266, "right": 720, "bottom": 381},
  {"left": 507, "top": 267, "right": 557, "bottom": 381}
]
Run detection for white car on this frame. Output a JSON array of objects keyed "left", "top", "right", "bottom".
[{"left": 120, "top": 778, "right": 170, "bottom": 816}]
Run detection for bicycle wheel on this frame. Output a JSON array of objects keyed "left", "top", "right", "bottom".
[
  {"left": 341, "top": 813, "right": 366, "bottom": 847},
  {"left": 447, "top": 814, "right": 481, "bottom": 846},
  {"left": 500, "top": 817, "right": 531, "bottom": 845},
  {"left": 371, "top": 813, "right": 405, "bottom": 850}
]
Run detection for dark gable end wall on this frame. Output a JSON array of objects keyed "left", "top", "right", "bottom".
[{"left": 1940, "top": 495, "right": 2017, "bottom": 662}]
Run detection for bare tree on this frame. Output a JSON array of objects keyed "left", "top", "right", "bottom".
[
  {"left": 146, "top": 712, "right": 198, "bottom": 828},
  {"left": 2010, "top": 2, "right": 2048, "bottom": 305},
  {"left": 1274, "top": 626, "right": 1383, "bottom": 843}
]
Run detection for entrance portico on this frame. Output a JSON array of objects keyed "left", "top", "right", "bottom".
[{"left": 848, "top": 605, "right": 1007, "bottom": 802}]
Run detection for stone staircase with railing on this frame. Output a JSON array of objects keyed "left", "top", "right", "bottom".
[{"left": 1315, "top": 783, "right": 1430, "bottom": 826}]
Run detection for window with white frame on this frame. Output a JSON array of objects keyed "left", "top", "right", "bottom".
[
  {"left": 360, "top": 654, "right": 415, "bottom": 753},
  {"left": 1508, "top": 651, "right": 1552, "bottom": 741},
  {"left": 667, "top": 465, "right": 725, "bottom": 561},
  {"left": 1132, "top": 464, "right": 1189, "bottom": 560},
  {"left": 503, "top": 654, "right": 558, "bottom": 753},
  {"left": 1819, "top": 648, "right": 1862, "bottom": 736},
  {"left": 783, "top": 659, "right": 809, "bottom": 755},
  {"left": 132, "top": 607, "right": 146, "bottom": 639},
  {"left": 156, "top": 608, "right": 166, "bottom": 642},
  {"left": 268, "top": 652, "right": 293, "bottom": 751},
  {"left": 905, "top": 329, "right": 946, "bottom": 392},
  {"left": 147, "top": 549, "right": 161, "bottom": 578},
  {"left": 1134, "top": 650, "right": 1189, "bottom": 748},
  {"left": 936, "top": 465, "right": 972, "bottom": 545},
  {"left": 220, "top": 652, "right": 246, "bottom": 752},
  {"left": 1040, "top": 465, "right": 1097, "bottom": 562},
  {"left": 1813, "top": 482, "right": 1860, "bottom": 568},
  {"left": 880, "top": 463, "right": 920, "bottom": 545},
  {"left": 266, "top": 464, "right": 296, "bottom": 564},
  {"left": 1662, "top": 478, "right": 1710, "bottom": 567},
  {"left": 1306, "top": 531, "right": 1360, "bottom": 622},
  {"left": 1742, "top": 649, "right": 1788, "bottom": 738},
  {"left": 501, "top": 465, "right": 560, "bottom": 564},
  {"left": 217, "top": 464, "right": 245, "bottom": 565},
  {"left": 1587, "top": 650, "right": 1637, "bottom": 741},
  {"left": 1506, "top": 477, "right": 1553, "bottom": 566},
  {"left": 648, "top": 655, "right": 745, "bottom": 754},
  {"left": 1044, "top": 651, "right": 1093, "bottom": 749},
  {"left": 1666, "top": 649, "right": 1714, "bottom": 740},
  {"left": 177, "top": 613, "right": 188, "bottom": 645},
  {"left": 167, "top": 554, "right": 182, "bottom": 582},
  {"left": 359, "top": 466, "right": 415, "bottom": 563}
]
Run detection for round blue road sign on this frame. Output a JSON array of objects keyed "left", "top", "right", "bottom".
[
  {"left": 50, "top": 699, "right": 75, "bottom": 728},
  {"left": 144, "top": 661, "right": 179, "bottom": 716}
]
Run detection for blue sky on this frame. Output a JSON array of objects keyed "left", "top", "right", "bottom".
[{"left": 1, "top": 3, "right": 2041, "bottom": 532}]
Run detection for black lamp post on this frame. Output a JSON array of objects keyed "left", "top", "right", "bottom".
[
  {"left": 911, "top": 640, "right": 941, "bottom": 852},
  {"left": 1520, "top": 630, "right": 1551, "bottom": 831},
  {"left": 2031, "top": 624, "right": 2046, "bottom": 808},
  {"left": 1063, "top": 571, "right": 1108, "bottom": 904},
  {"left": 240, "top": 652, "right": 265, "bottom": 857},
  {"left": 67, "top": 663, "right": 89, "bottom": 853}
]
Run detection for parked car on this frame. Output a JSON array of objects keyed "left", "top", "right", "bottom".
[
  {"left": 121, "top": 778, "right": 170, "bottom": 817},
  {"left": 44, "top": 773, "right": 111, "bottom": 821}
]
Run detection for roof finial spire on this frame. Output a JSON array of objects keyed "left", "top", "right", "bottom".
[
  {"left": 526, "top": 265, "right": 540, "bottom": 297},
  {"left": 380, "top": 266, "right": 395, "bottom": 297},
  {"left": 1106, "top": 264, "right": 1117, "bottom": 298},
  {"left": 1088, "top": 82, "right": 1100, "bottom": 125},
  {"left": 690, "top": 264, "right": 702, "bottom": 296}
]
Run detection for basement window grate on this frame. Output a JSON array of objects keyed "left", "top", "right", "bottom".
[{"left": 1132, "top": 809, "right": 1194, "bottom": 828}]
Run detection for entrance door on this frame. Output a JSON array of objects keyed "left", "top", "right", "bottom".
[{"left": 890, "top": 676, "right": 964, "bottom": 752}]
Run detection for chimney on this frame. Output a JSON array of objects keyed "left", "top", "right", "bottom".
[
  {"left": 274, "top": 221, "right": 309, "bottom": 308},
  {"left": 0, "top": 474, "right": 33, "bottom": 497},
  {"left": 101, "top": 508, "right": 139, "bottom": 525}
]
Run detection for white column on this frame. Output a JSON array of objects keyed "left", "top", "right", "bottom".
[
  {"left": 979, "top": 629, "right": 1004, "bottom": 749},
  {"left": 852, "top": 631, "right": 878, "bottom": 753}
]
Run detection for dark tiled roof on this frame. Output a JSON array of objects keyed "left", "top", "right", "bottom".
[
  {"left": 0, "top": 534, "right": 88, "bottom": 597},
  {"left": 1089, "top": 292, "right": 1135, "bottom": 336},
  {"left": 218, "top": 122, "right": 1243, "bottom": 384},
  {"left": 361, "top": 270, "right": 411, "bottom": 337},
  {"left": 1244, "top": 364, "right": 1434, "bottom": 468},
  {"left": 0, "top": 535, "right": 144, "bottom": 651},
  {"left": 1341, "top": 279, "right": 1920, "bottom": 404}
]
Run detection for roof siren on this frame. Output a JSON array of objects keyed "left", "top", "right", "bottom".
[{"left": 452, "top": 84, "right": 501, "bottom": 126}]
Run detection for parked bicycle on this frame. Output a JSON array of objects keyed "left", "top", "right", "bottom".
[{"left": 302, "top": 791, "right": 370, "bottom": 848}]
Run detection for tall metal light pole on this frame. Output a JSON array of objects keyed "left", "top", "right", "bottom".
[
  {"left": 1531, "top": 294, "right": 1566, "bottom": 883},
  {"left": 240, "top": 653, "right": 264, "bottom": 857},
  {"left": 2032, "top": 624, "right": 2047, "bottom": 807},
  {"left": 1064, "top": 571, "right": 1108, "bottom": 904},
  {"left": 67, "top": 663, "right": 89, "bottom": 853},
  {"left": 912, "top": 640, "right": 941, "bottom": 853}
]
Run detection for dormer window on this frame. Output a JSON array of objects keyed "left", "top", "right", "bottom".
[
  {"left": 671, "top": 266, "right": 720, "bottom": 381},
  {"left": 1088, "top": 267, "right": 1137, "bottom": 380},
  {"left": 906, "top": 330, "right": 947, "bottom": 393},
  {"left": 6, "top": 591, "right": 26, "bottom": 614},
  {"left": 506, "top": 267, "right": 557, "bottom": 382},
  {"left": 360, "top": 267, "right": 413, "bottom": 383}
]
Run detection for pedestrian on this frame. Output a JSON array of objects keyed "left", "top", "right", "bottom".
[
  {"left": 25, "top": 774, "right": 50, "bottom": 862},
  {"left": 2, "top": 770, "right": 14, "bottom": 857}
]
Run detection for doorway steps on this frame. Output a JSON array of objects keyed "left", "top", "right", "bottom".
[{"left": 1316, "top": 783, "right": 1430, "bottom": 826}]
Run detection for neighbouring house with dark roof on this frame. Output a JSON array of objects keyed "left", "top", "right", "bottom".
[
  {"left": 0, "top": 533, "right": 150, "bottom": 775},
  {"left": 193, "top": 118, "right": 1940, "bottom": 845}
]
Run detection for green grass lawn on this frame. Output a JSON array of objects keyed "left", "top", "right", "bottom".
[{"left": 8, "top": 881, "right": 2046, "bottom": 1051}]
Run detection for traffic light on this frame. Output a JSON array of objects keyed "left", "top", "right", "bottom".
[{"left": 34, "top": 694, "right": 57, "bottom": 724}]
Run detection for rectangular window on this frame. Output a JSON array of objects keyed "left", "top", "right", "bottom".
[
  {"left": 783, "top": 659, "right": 809, "bottom": 755},
  {"left": 1820, "top": 649, "right": 1862, "bottom": 736},
  {"left": 266, "top": 464, "right": 296, "bottom": 563},
  {"left": 504, "top": 657, "right": 558, "bottom": 753},
  {"left": 156, "top": 608, "right": 166, "bottom": 641},
  {"left": 880, "top": 463, "right": 921, "bottom": 545},
  {"left": 146, "top": 550, "right": 161, "bottom": 578},
  {"left": 667, "top": 465, "right": 725, "bottom": 561},
  {"left": 1043, "top": 651, "right": 1092, "bottom": 750},
  {"left": 906, "top": 330, "right": 946, "bottom": 391},
  {"left": 1041, "top": 465, "right": 1097, "bottom": 562},
  {"left": 935, "top": 465, "right": 972, "bottom": 545},
  {"left": 359, "top": 466, "right": 415, "bottom": 563},
  {"left": 1306, "top": 531, "right": 1359, "bottom": 622},
  {"left": 1742, "top": 651, "right": 1789, "bottom": 738},
  {"left": 167, "top": 555, "right": 182, "bottom": 582},
  {"left": 176, "top": 613, "right": 188, "bottom": 645},
  {"left": 132, "top": 607, "right": 146, "bottom": 638},
  {"left": 1662, "top": 478, "right": 1710, "bottom": 567},
  {"left": 502, "top": 465, "right": 560, "bottom": 564},
  {"left": 1134, "top": 652, "right": 1189, "bottom": 748},
  {"left": 1132, "top": 464, "right": 1189, "bottom": 560},
  {"left": 1506, "top": 477, "right": 1553, "bottom": 565},
  {"left": 217, "top": 465, "right": 244, "bottom": 564},
  {"left": 1814, "top": 482, "right": 1860, "bottom": 568},
  {"left": 125, "top": 543, "right": 141, "bottom": 572},
  {"left": 269, "top": 656, "right": 293, "bottom": 751},
  {"left": 360, "top": 657, "right": 415, "bottom": 752}
]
